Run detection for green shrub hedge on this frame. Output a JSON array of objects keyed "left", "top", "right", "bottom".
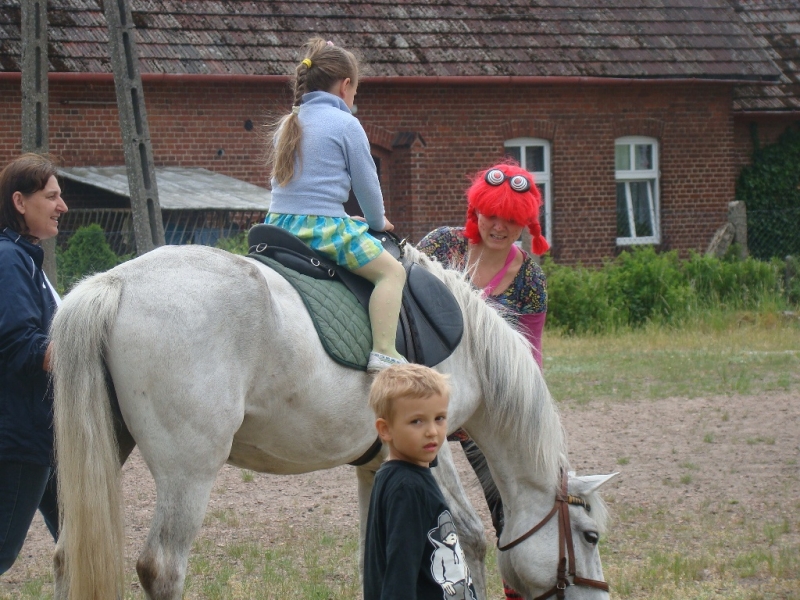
[
  {"left": 736, "top": 125, "right": 800, "bottom": 259},
  {"left": 56, "top": 224, "right": 126, "bottom": 293},
  {"left": 55, "top": 228, "right": 795, "bottom": 336},
  {"left": 214, "top": 231, "right": 250, "bottom": 255},
  {"left": 543, "top": 246, "right": 794, "bottom": 335}
]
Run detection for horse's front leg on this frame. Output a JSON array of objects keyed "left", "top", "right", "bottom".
[{"left": 432, "top": 441, "right": 488, "bottom": 600}]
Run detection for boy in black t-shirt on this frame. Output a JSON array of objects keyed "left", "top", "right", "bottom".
[{"left": 364, "top": 364, "right": 477, "bottom": 600}]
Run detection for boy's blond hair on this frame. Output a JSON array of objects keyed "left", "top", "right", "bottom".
[{"left": 369, "top": 364, "right": 451, "bottom": 421}]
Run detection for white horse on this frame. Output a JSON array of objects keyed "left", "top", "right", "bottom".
[{"left": 50, "top": 242, "right": 615, "bottom": 600}]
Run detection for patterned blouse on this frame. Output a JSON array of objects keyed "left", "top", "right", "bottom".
[{"left": 416, "top": 227, "right": 547, "bottom": 323}]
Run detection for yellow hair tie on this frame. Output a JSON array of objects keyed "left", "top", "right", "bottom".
[{"left": 301, "top": 58, "right": 312, "bottom": 68}]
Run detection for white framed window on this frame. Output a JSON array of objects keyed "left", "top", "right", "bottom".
[
  {"left": 504, "top": 137, "right": 552, "bottom": 245},
  {"left": 615, "top": 136, "right": 660, "bottom": 245}
]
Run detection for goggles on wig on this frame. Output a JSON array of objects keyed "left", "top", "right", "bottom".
[{"left": 484, "top": 168, "right": 532, "bottom": 193}]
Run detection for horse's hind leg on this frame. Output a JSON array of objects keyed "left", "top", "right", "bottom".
[
  {"left": 432, "top": 442, "right": 488, "bottom": 600},
  {"left": 136, "top": 475, "right": 218, "bottom": 600}
]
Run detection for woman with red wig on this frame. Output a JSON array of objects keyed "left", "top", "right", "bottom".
[
  {"left": 417, "top": 162, "right": 549, "bottom": 600},
  {"left": 417, "top": 162, "right": 548, "bottom": 363}
]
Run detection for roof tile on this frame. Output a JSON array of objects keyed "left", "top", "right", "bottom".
[
  {"left": 729, "top": 0, "right": 800, "bottom": 111},
  {"left": 0, "top": 0, "right": 784, "bottom": 83}
]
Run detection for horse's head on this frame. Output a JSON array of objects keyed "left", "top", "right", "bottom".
[{"left": 498, "top": 471, "right": 619, "bottom": 600}]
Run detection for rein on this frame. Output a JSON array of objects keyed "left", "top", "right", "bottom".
[{"left": 497, "top": 471, "right": 609, "bottom": 600}]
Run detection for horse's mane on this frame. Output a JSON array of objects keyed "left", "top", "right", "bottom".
[{"left": 406, "top": 245, "right": 568, "bottom": 489}]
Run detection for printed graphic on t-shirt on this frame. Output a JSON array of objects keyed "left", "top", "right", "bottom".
[{"left": 427, "top": 510, "right": 477, "bottom": 600}]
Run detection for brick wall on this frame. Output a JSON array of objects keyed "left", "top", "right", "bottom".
[
  {"left": 358, "top": 82, "right": 735, "bottom": 264},
  {"left": 0, "top": 80, "right": 290, "bottom": 185},
  {"left": 0, "top": 78, "right": 737, "bottom": 265}
]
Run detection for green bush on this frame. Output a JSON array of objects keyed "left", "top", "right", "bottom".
[
  {"left": 785, "top": 255, "right": 800, "bottom": 306},
  {"left": 57, "top": 224, "right": 123, "bottom": 293},
  {"left": 683, "top": 251, "right": 783, "bottom": 309},
  {"left": 215, "top": 232, "right": 250, "bottom": 255},
  {"left": 543, "top": 246, "right": 793, "bottom": 335},
  {"left": 543, "top": 257, "right": 617, "bottom": 334},
  {"left": 747, "top": 207, "right": 800, "bottom": 260},
  {"left": 736, "top": 125, "right": 800, "bottom": 259},
  {"left": 606, "top": 247, "right": 692, "bottom": 326},
  {"left": 736, "top": 125, "right": 800, "bottom": 210}
]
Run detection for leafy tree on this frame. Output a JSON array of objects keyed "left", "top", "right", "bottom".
[{"left": 57, "top": 224, "right": 122, "bottom": 293}]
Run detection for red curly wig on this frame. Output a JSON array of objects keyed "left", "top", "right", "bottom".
[{"left": 464, "top": 162, "right": 550, "bottom": 255}]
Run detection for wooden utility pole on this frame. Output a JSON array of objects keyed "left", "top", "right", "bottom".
[
  {"left": 20, "top": 0, "right": 57, "bottom": 284},
  {"left": 103, "top": 0, "right": 165, "bottom": 254}
]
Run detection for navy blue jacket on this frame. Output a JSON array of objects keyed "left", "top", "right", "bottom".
[{"left": 0, "top": 228, "right": 58, "bottom": 466}]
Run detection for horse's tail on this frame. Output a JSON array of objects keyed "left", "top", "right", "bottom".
[{"left": 51, "top": 270, "right": 126, "bottom": 600}]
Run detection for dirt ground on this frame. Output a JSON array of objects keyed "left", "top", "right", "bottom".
[{"left": 2, "top": 391, "right": 798, "bottom": 595}]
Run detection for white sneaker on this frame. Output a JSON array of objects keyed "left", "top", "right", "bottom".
[{"left": 367, "top": 352, "right": 408, "bottom": 373}]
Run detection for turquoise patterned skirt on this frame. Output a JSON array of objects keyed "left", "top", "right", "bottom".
[{"left": 265, "top": 213, "right": 384, "bottom": 270}]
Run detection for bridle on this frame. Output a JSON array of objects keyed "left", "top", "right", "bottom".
[{"left": 497, "top": 471, "right": 609, "bottom": 600}]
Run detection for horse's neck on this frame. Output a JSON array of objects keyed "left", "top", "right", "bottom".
[
  {"left": 444, "top": 332, "right": 561, "bottom": 534},
  {"left": 468, "top": 424, "right": 558, "bottom": 524},
  {"left": 414, "top": 247, "right": 564, "bottom": 522},
  {"left": 443, "top": 356, "right": 559, "bottom": 530}
]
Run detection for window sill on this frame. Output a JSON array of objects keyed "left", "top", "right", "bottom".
[{"left": 616, "top": 237, "right": 660, "bottom": 246}]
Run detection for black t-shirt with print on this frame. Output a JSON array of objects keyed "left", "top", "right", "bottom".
[{"left": 364, "top": 460, "right": 477, "bottom": 600}]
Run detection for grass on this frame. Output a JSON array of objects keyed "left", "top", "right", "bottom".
[
  {"left": 183, "top": 523, "right": 363, "bottom": 599},
  {"left": 604, "top": 505, "right": 800, "bottom": 599},
  {"left": 544, "top": 311, "right": 800, "bottom": 405},
  {"left": 181, "top": 526, "right": 507, "bottom": 600},
  {"left": 551, "top": 314, "right": 800, "bottom": 600}
]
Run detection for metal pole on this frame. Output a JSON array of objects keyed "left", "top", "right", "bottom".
[
  {"left": 20, "top": 0, "right": 58, "bottom": 284},
  {"left": 103, "top": 0, "right": 165, "bottom": 254}
]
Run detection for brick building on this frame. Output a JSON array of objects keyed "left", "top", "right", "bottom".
[{"left": 0, "top": 0, "right": 790, "bottom": 264}]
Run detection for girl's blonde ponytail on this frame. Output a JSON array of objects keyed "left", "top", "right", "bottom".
[{"left": 268, "top": 38, "right": 359, "bottom": 187}]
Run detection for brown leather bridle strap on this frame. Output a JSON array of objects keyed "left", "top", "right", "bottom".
[
  {"left": 497, "top": 471, "right": 610, "bottom": 599},
  {"left": 497, "top": 501, "right": 560, "bottom": 552}
]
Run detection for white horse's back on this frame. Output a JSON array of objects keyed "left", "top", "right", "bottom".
[{"left": 103, "top": 245, "right": 378, "bottom": 472}]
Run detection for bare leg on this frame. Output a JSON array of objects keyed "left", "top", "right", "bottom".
[{"left": 352, "top": 251, "right": 406, "bottom": 359}]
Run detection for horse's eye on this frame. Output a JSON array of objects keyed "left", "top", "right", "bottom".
[{"left": 583, "top": 531, "right": 599, "bottom": 545}]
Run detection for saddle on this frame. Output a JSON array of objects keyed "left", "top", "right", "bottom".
[{"left": 247, "top": 224, "right": 463, "bottom": 370}]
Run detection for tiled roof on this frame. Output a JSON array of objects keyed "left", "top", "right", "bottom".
[
  {"left": 729, "top": 0, "right": 800, "bottom": 112},
  {"left": 0, "top": 0, "right": 782, "bottom": 82}
]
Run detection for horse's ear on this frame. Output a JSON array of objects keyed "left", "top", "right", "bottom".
[{"left": 568, "top": 472, "right": 620, "bottom": 496}]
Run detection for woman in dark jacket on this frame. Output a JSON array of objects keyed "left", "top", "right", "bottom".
[{"left": 0, "top": 153, "right": 68, "bottom": 574}]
